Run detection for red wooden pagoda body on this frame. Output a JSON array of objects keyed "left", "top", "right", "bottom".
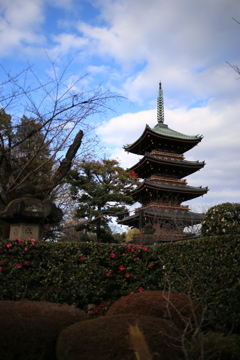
[{"left": 119, "top": 84, "right": 208, "bottom": 243}]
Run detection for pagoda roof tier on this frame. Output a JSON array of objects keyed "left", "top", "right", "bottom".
[
  {"left": 132, "top": 180, "right": 208, "bottom": 203},
  {"left": 118, "top": 208, "right": 203, "bottom": 228},
  {"left": 128, "top": 153, "right": 205, "bottom": 179},
  {"left": 124, "top": 123, "right": 202, "bottom": 155}
]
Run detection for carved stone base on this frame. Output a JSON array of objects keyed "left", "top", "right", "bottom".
[{"left": 9, "top": 223, "right": 43, "bottom": 241}]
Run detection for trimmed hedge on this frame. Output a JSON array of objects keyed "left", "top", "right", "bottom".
[
  {"left": 0, "top": 235, "right": 240, "bottom": 332},
  {"left": 0, "top": 300, "right": 88, "bottom": 360}
]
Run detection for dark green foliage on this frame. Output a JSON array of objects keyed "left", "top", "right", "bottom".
[
  {"left": 189, "top": 332, "right": 240, "bottom": 360},
  {"left": 202, "top": 202, "right": 240, "bottom": 236},
  {"left": 0, "top": 235, "right": 240, "bottom": 332},
  {"left": 11, "top": 116, "right": 54, "bottom": 188},
  {"left": 67, "top": 159, "right": 140, "bottom": 241}
]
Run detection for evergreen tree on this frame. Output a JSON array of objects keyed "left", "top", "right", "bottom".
[
  {"left": 67, "top": 159, "right": 139, "bottom": 242},
  {"left": 11, "top": 116, "right": 54, "bottom": 189}
]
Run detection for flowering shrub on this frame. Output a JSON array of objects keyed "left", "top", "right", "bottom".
[
  {"left": 1, "top": 235, "right": 240, "bottom": 332},
  {"left": 202, "top": 202, "right": 240, "bottom": 236}
]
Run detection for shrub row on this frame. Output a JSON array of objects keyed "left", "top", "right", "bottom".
[{"left": 0, "top": 235, "right": 240, "bottom": 332}]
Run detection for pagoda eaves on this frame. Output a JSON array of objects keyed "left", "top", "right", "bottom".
[
  {"left": 132, "top": 180, "right": 208, "bottom": 203},
  {"left": 124, "top": 123, "right": 203, "bottom": 155},
  {"left": 128, "top": 153, "right": 205, "bottom": 179}
]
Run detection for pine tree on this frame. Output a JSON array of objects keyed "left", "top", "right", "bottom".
[{"left": 67, "top": 159, "right": 139, "bottom": 242}]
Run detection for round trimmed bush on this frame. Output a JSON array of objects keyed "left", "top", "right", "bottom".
[
  {"left": 106, "top": 291, "right": 200, "bottom": 332},
  {"left": 56, "top": 314, "right": 182, "bottom": 360},
  {"left": 0, "top": 301, "right": 88, "bottom": 360},
  {"left": 202, "top": 202, "right": 240, "bottom": 236}
]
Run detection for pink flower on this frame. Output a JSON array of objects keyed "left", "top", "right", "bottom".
[
  {"left": 109, "top": 246, "right": 113, "bottom": 249},
  {"left": 122, "top": 253, "right": 126, "bottom": 256},
  {"left": 148, "top": 264, "right": 153, "bottom": 268},
  {"left": 119, "top": 265, "right": 125, "bottom": 271},
  {"left": 6, "top": 243, "right": 12, "bottom": 248},
  {"left": 125, "top": 273, "right": 131, "bottom": 278},
  {"left": 16, "top": 264, "right": 22, "bottom": 269},
  {"left": 110, "top": 253, "right": 116, "bottom": 258},
  {"left": 135, "top": 257, "right": 140, "bottom": 261},
  {"left": 138, "top": 287, "right": 144, "bottom": 292},
  {"left": 23, "top": 247, "right": 28, "bottom": 252},
  {"left": 31, "top": 241, "right": 36, "bottom": 246},
  {"left": 129, "top": 292, "right": 134, "bottom": 295},
  {"left": 79, "top": 256, "right": 85, "bottom": 261},
  {"left": 105, "top": 270, "right": 111, "bottom": 277},
  {"left": 0, "top": 267, "right": 3, "bottom": 272},
  {"left": 15, "top": 238, "right": 23, "bottom": 244}
]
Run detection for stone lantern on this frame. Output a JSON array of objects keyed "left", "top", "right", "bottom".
[{"left": 0, "top": 198, "right": 63, "bottom": 241}]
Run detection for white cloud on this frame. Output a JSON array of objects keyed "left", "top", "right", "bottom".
[
  {"left": 50, "top": 33, "right": 88, "bottom": 56},
  {"left": 0, "top": 0, "right": 45, "bottom": 57}
]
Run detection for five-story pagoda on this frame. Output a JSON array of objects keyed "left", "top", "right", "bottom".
[{"left": 119, "top": 83, "right": 208, "bottom": 243}]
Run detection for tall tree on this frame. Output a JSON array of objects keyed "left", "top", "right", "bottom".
[
  {"left": 0, "top": 60, "right": 123, "bottom": 206},
  {"left": 67, "top": 159, "right": 139, "bottom": 242},
  {"left": 11, "top": 116, "right": 54, "bottom": 188},
  {"left": 0, "top": 59, "right": 124, "bottom": 238}
]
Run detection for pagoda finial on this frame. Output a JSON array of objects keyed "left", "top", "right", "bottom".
[{"left": 157, "top": 82, "right": 164, "bottom": 124}]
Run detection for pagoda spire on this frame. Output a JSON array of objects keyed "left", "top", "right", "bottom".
[{"left": 157, "top": 82, "right": 164, "bottom": 124}]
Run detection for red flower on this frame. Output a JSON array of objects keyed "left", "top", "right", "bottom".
[
  {"left": 109, "top": 246, "right": 113, "bottom": 249},
  {"left": 125, "top": 273, "right": 131, "bottom": 278},
  {"left": 31, "top": 241, "right": 36, "bottom": 246},
  {"left": 16, "top": 264, "right": 22, "bottom": 269},
  {"left": 0, "top": 267, "right": 3, "bottom": 272},
  {"left": 135, "top": 257, "right": 140, "bottom": 261},
  {"left": 24, "top": 262, "right": 30, "bottom": 266},
  {"left": 122, "top": 253, "right": 126, "bottom": 256},
  {"left": 129, "top": 292, "right": 134, "bottom": 295},
  {"left": 138, "top": 287, "right": 144, "bottom": 292},
  {"left": 110, "top": 253, "right": 116, "bottom": 258},
  {"left": 119, "top": 265, "right": 125, "bottom": 271},
  {"left": 79, "top": 256, "right": 85, "bottom": 261},
  {"left": 148, "top": 264, "right": 153, "bottom": 268},
  {"left": 143, "top": 247, "right": 148, "bottom": 251},
  {"left": 15, "top": 238, "right": 23, "bottom": 244},
  {"left": 23, "top": 247, "right": 28, "bottom": 252},
  {"left": 6, "top": 243, "right": 12, "bottom": 248},
  {"left": 105, "top": 270, "right": 111, "bottom": 277}
]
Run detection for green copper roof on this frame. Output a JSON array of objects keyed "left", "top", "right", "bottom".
[{"left": 148, "top": 122, "right": 202, "bottom": 141}]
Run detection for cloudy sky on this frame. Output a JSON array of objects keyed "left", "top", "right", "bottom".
[{"left": 1, "top": 0, "right": 240, "bottom": 213}]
